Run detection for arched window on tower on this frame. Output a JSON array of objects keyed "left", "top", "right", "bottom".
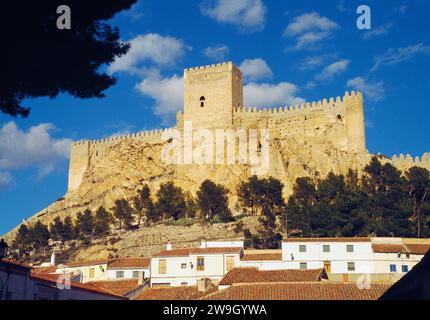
[{"left": 200, "top": 96, "right": 205, "bottom": 108}]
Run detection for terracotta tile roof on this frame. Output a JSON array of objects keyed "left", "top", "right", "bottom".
[
  {"left": 152, "top": 247, "right": 242, "bottom": 257},
  {"left": 107, "top": 257, "right": 150, "bottom": 269},
  {"left": 62, "top": 259, "right": 108, "bottom": 268},
  {"left": 372, "top": 243, "right": 408, "bottom": 254},
  {"left": 241, "top": 253, "right": 283, "bottom": 261},
  {"left": 31, "top": 266, "right": 57, "bottom": 275},
  {"left": 30, "top": 273, "right": 127, "bottom": 299},
  {"left": 219, "top": 268, "right": 327, "bottom": 286},
  {"left": 405, "top": 244, "right": 430, "bottom": 255},
  {"left": 283, "top": 237, "right": 371, "bottom": 243},
  {"left": 371, "top": 243, "right": 430, "bottom": 255},
  {"left": 201, "top": 282, "right": 390, "bottom": 300},
  {"left": 136, "top": 286, "right": 217, "bottom": 300},
  {"left": 86, "top": 280, "right": 141, "bottom": 296},
  {"left": 0, "top": 259, "right": 32, "bottom": 269}
]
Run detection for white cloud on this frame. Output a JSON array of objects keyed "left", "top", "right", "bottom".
[
  {"left": 0, "top": 171, "right": 13, "bottom": 189},
  {"left": 371, "top": 43, "right": 430, "bottom": 72},
  {"left": 244, "top": 82, "right": 305, "bottom": 108},
  {"left": 346, "top": 77, "right": 385, "bottom": 102},
  {"left": 136, "top": 73, "right": 184, "bottom": 119},
  {"left": 239, "top": 58, "right": 273, "bottom": 82},
  {"left": 300, "top": 56, "right": 326, "bottom": 71},
  {"left": 363, "top": 22, "right": 394, "bottom": 40},
  {"left": 283, "top": 12, "right": 339, "bottom": 50},
  {"left": 0, "top": 122, "right": 72, "bottom": 186},
  {"left": 316, "top": 59, "right": 349, "bottom": 80},
  {"left": 108, "top": 33, "right": 191, "bottom": 74},
  {"left": 203, "top": 45, "right": 229, "bottom": 61},
  {"left": 200, "top": 0, "right": 267, "bottom": 32}
]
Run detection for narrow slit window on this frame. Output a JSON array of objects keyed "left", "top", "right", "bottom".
[{"left": 200, "top": 96, "right": 205, "bottom": 108}]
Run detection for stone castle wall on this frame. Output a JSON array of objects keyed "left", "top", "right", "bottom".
[{"left": 67, "top": 62, "right": 428, "bottom": 194}]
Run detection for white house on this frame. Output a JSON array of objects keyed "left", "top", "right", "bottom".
[
  {"left": 281, "top": 237, "right": 430, "bottom": 280},
  {"left": 150, "top": 241, "right": 243, "bottom": 288},
  {"left": 371, "top": 238, "right": 429, "bottom": 274},
  {"left": 107, "top": 257, "right": 150, "bottom": 280},
  {"left": 282, "top": 237, "right": 374, "bottom": 275}
]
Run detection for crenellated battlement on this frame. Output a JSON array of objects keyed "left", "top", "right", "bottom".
[
  {"left": 71, "top": 127, "right": 175, "bottom": 147},
  {"left": 390, "top": 152, "right": 430, "bottom": 170},
  {"left": 234, "top": 91, "right": 362, "bottom": 116},
  {"left": 184, "top": 61, "right": 238, "bottom": 73}
]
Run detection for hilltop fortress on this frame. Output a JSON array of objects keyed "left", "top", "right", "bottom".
[{"left": 6, "top": 62, "right": 430, "bottom": 238}]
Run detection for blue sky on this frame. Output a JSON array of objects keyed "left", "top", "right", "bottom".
[{"left": 1, "top": 0, "right": 429, "bottom": 235}]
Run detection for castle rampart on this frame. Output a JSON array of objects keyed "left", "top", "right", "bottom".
[{"left": 66, "top": 62, "right": 427, "bottom": 194}]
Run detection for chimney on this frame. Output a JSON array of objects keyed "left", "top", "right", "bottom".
[
  {"left": 200, "top": 239, "right": 207, "bottom": 249},
  {"left": 166, "top": 242, "right": 172, "bottom": 250},
  {"left": 197, "top": 278, "right": 212, "bottom": 292},
  {"left": 50, "top": 251, "right": 56, "bottom": 266},
  {"left": 138, "top": 271, "right": 145, "bottom": 285}
]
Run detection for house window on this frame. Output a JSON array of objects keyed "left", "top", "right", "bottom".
[
  {"left": 89, "top": 268, "right": 95, "bottom": 279},
  {"left": 197, "top": 257, "right": 205, "bottom": 271},
  {"left": 132, "top": 271, "right": 139, "bottom": 278},
  {"left": 181, "top": 282, "right": 188, "bottom": 286},
  {"left": 181, "top": 263, "right": 187, "bottom": 269},
  {"left": 346, "top": 245, "right": 354, "bottom": 253},
  {"left": 402, "top": 265, "right": 409, "bottom": 273},
  {"left": 299, "top": 262, "right": 307, "bottom": 270},
  {"left": 390, "top": 264, "right": 397, "bottom": 273},
  {"left": 323, "top": 245, "right": 330, "bottom": 253},
  {"left": 200, "top": 96, "right": 205, "bottom": 108},
  {"left": 299, "top": 245, "right": 307, "bottom": 253},
  {"left": 347, "top": 262, "right": 355, "bottom": 272},
  {"left": 159, "top": 259, "right": 167, "bottom": 274},
  {"left": 116, "top": 271, "right": 124, "bottom": 279}
]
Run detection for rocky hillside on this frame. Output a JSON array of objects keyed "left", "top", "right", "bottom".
[{"left": 23, "top": 216, "right": 261, "bottom": 264}]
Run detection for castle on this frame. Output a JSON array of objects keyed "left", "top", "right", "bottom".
[
  {"left": 68, "top": 61, "right": 379, "bottom": 192},
  {"left": 10, "top": 61, "right": 427, "bottom": 235}
]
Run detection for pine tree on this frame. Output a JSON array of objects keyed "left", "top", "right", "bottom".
[
  {"left": 133, "top": 185, "right": 153, "bottom": 225},
  {"left": 197, "top": 179, "right": 232, "bottom": 222},
  {"left": 155, "top": 182, "right": 186, "bottom": 220},
  {"left": 112, "top": 199, "right": 134, "bottom": 230},
  {"left": 406, "top": 166, "right": 430, "bottom": 238},
  {"left": 94, "top": 206, "right": 113, "bottom": 236},
  {"left": 12, "top": 224, "right": 31, "bottom": 253},
  {"left": 49, "top": 217, "right": 64, "bottom": 242},
  {"left": 62, "top": 216, "right": 75, "bottom": 241},
  {"left": 31, "top": 221, "right": 50, "bottom": 249},
  {"left": 76, "top": 209, "right": 94, "bottom": 239}
]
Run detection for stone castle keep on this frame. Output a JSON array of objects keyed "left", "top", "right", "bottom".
[{"left": 8, "top": 61, "right": 428, "bottom": 236}]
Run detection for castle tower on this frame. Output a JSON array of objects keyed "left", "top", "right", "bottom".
[
  {"left": 183, "top": 62, "right": 243, "bottom": 129},
  {"left": 344, "top": 91, "right": 366, "bottom": 153}
]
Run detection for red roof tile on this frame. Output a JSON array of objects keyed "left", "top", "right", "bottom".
[
  {"left": 107, "top": 257, "right": 150, "bottom": 269},
  {"left": 241, "top": 253, "right": 283, "bottom": 261},
  {"left": 219, "top": 268, "right": 327, "bottom": 286},
  {"left": 63, "top": 259, "right": 108, "bottom": 268},
  {"left": 405, "top": 244, "right": 430, "bottom": 255},
  {"left": 136, "top": 286, "right": 217, "bottom": 300},
  {"left": 202, "top": 282, "right": 390, "bottom": 300},
  {"left": 153, "top": 247, "right": 242, "bottom": 257},
  {"left": 30, "top": 273, "right": 127, "bottom": 299},
  {"left": 86, "top": 280, "right": 141, "bottom": 296},
  {"left": 283, "top": 237, "right": 371, "bottom": 243},
  {"left": 372, "top": 243, "right": 408, "bottom": 254}
]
